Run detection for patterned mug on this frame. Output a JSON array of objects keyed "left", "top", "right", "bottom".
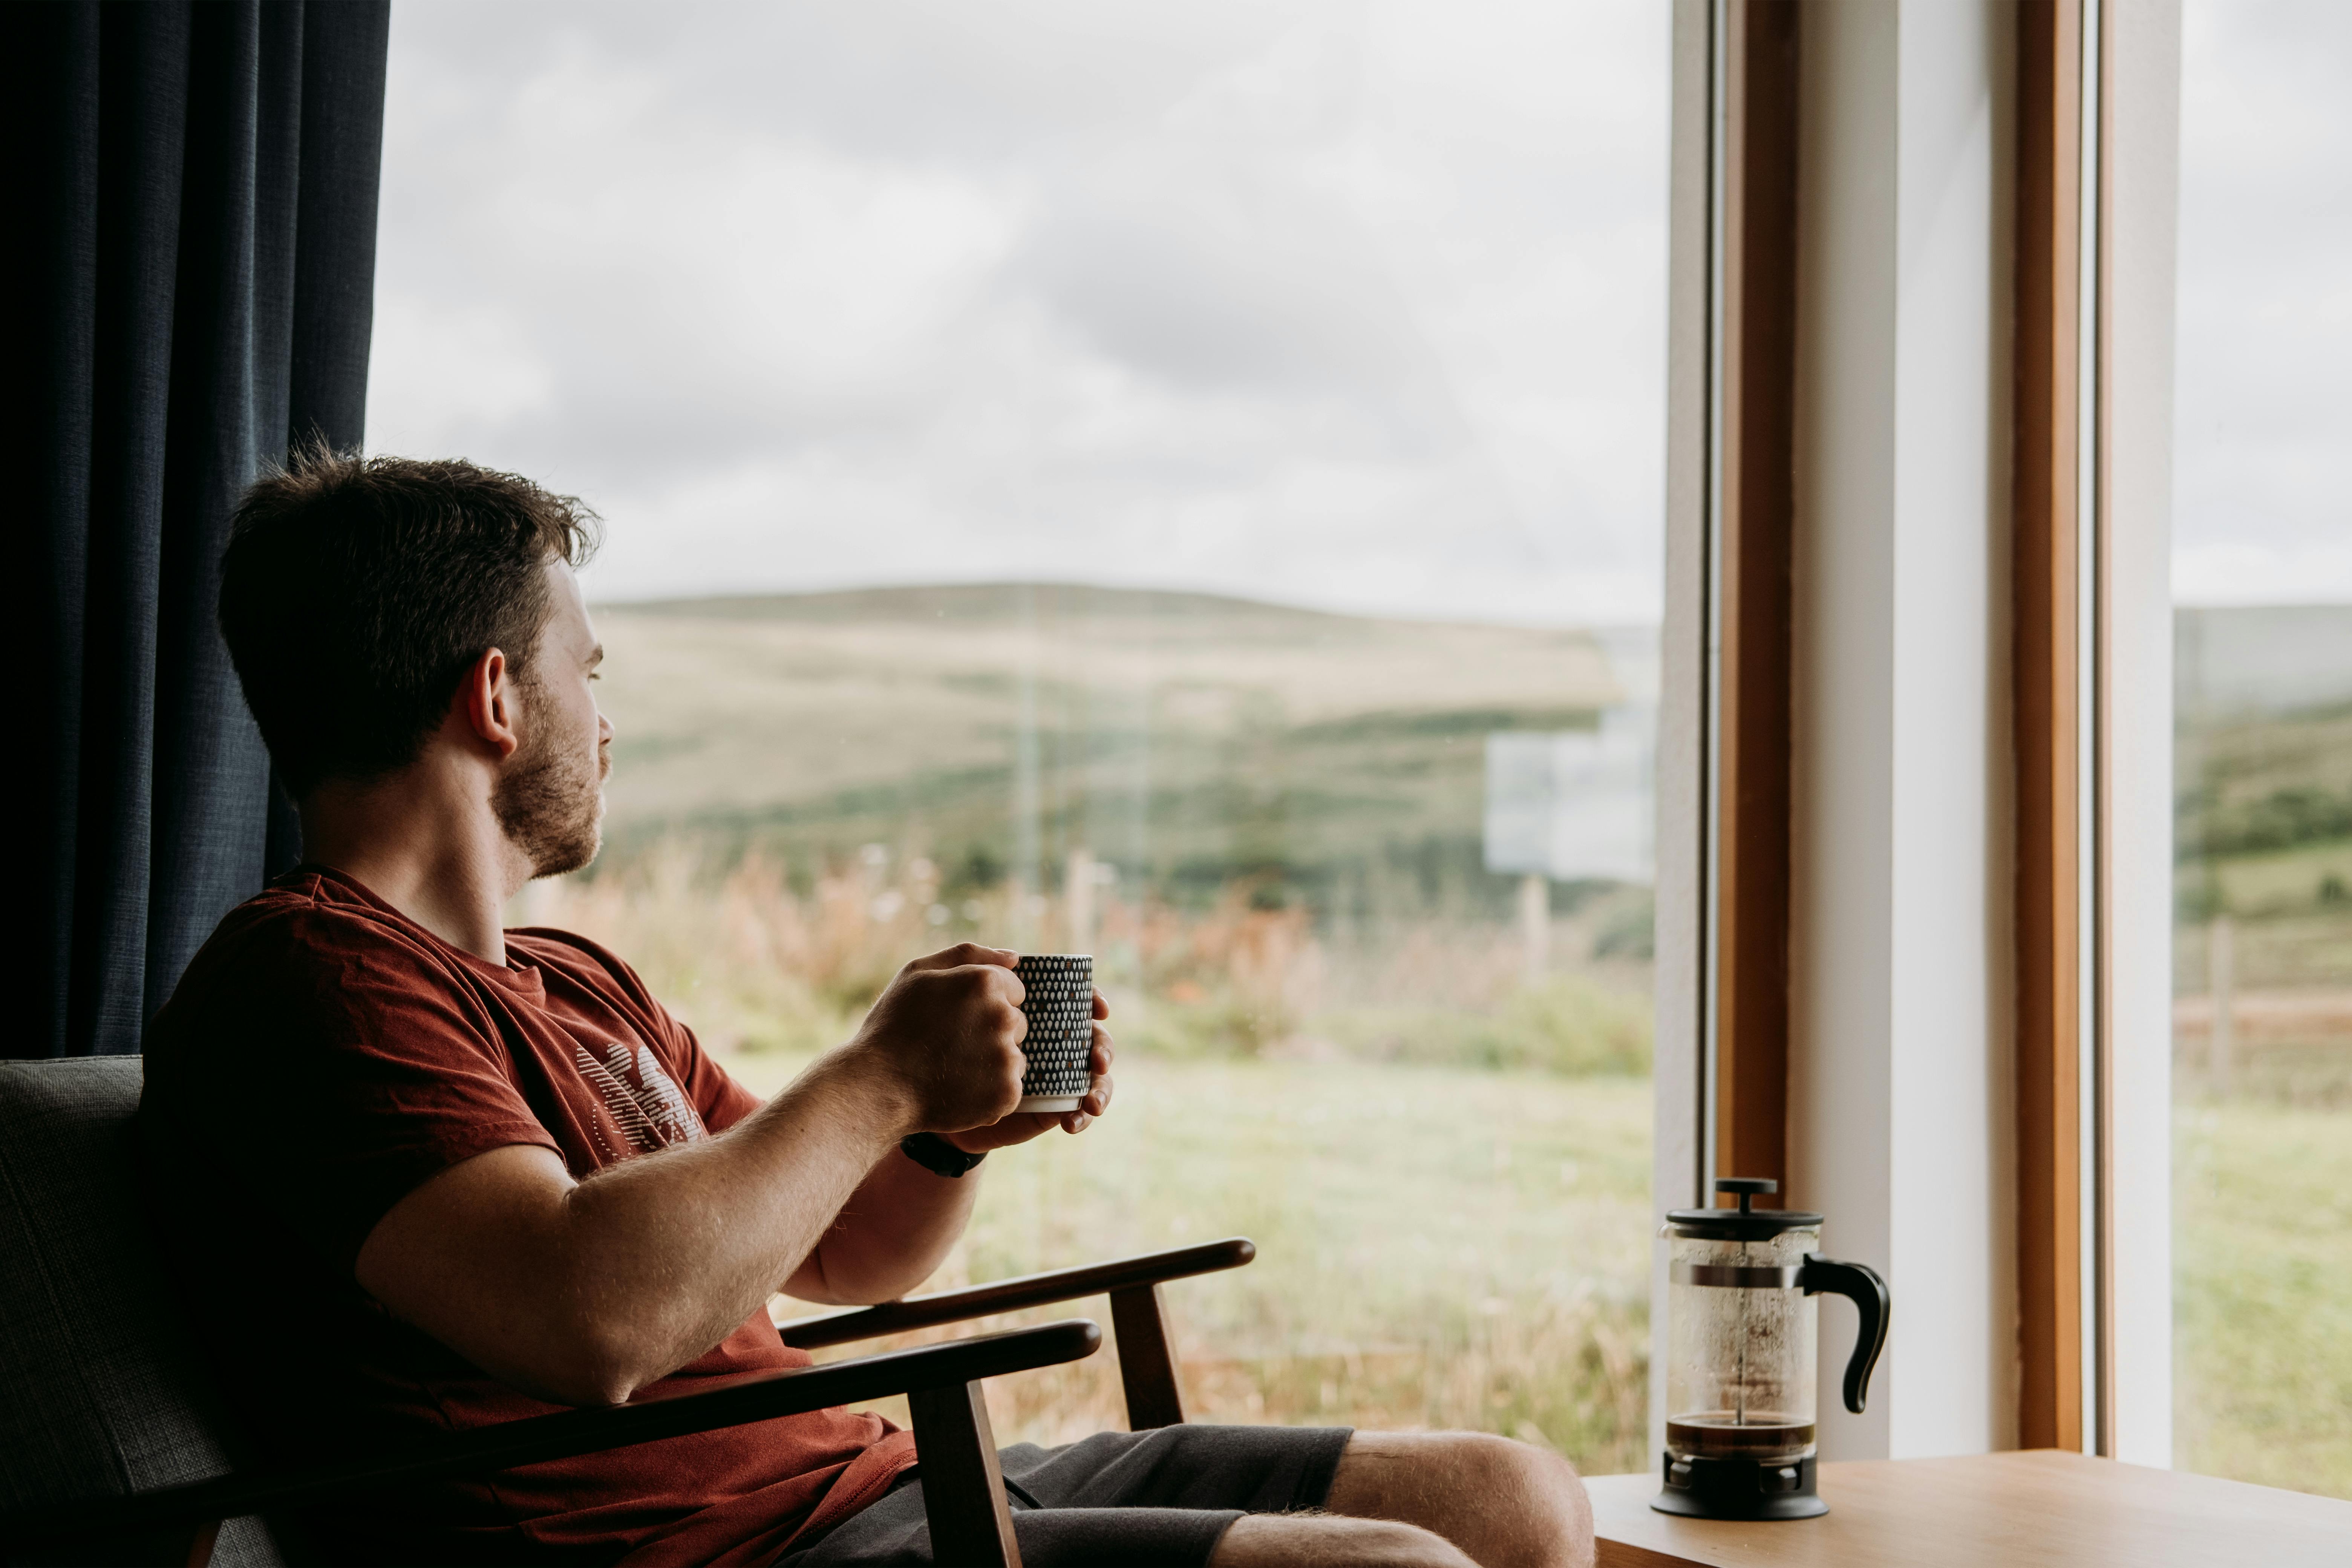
[{"left": 1014, "top": 954, "right": 1094, "bottom": 1112}]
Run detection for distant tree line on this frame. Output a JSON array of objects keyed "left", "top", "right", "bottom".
[{"left": 2176, "top": 784, "right": 2352, "bottom": 861}]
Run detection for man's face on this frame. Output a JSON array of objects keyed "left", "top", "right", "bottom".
[{"left": 493, "top": 560, "right": 612, "bottom": 879}]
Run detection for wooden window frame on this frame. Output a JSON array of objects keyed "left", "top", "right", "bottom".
[
  {"left": 2013, "top": 0, "right": 2115, "bottom": 1457},
  {"left": 1704, "top": 0, "right": 1801, "bottom": 1199},
  {"left": 1690, "top": 0, "right": 2121, "bottom": 1452}
]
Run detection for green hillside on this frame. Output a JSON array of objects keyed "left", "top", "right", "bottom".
[
  {"left": 587, "top": 582, "right": 1629, "bottom": 918},
  {"left": 2172, "top": 607, "right": 2352, "bottom": 995}
]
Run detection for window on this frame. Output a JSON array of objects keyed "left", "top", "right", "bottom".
[
  {"left": 371, "top": 1, "right": 1672, "bottom": 1468},
  {"left": 2168, "top": 0, "right": 2352, "bottom": 1498}
]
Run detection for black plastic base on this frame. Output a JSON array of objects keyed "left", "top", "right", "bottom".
[{"left": 1650, "top": 1450, "right": 1828, "bottom": 1520}]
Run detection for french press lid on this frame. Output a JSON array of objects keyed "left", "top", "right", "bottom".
[{"left": 1664, "top": 1177, "right": 1824, "bottom": 1242}]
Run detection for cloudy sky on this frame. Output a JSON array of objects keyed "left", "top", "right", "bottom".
[
  {"left": 368, "top": 0, "right": 2349, "bottom": 622},
  {"left": 2171, "top": 0, "right": 2352, "bottom": 605},
  {"left": 366, "top": 0, "right": 1672, "bottom": 625}
]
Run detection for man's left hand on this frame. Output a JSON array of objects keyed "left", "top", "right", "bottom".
[{"left": 942, "top": 989, "right": 1115, "bottom": 1152}]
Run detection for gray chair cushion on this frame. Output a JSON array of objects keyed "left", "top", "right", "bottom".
[{"left": 0, "top": 1057, "right": 283, "bottom": 1567}]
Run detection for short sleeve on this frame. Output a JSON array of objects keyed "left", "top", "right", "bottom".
[{"left": 145, "top": 905, "right": 561, "bottom": 1274}]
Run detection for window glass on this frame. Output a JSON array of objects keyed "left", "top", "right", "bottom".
[
  {"left": 374, "top": 0, "right": 1669, "bottom": 1470},
  {"left": 2170, "top": 0, "right": 2352, "bottom": 1499}
]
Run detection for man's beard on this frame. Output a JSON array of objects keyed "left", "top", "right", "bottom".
[{"left": 493, "top": 683, "right": 605, "bottom": 879}]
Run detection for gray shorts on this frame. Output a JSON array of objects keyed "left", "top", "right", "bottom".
[{"left": 777, "top": 1424, "right": 1355, "bottom": 1567}]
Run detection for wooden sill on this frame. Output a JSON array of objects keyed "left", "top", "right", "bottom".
[{"left": 1587, "top": 1449, "right": 2352, "bottom": 1567}]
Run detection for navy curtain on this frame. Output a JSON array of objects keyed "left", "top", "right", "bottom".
[{"left": 3, "top": 1, "right": 391, "bottom": 1058}]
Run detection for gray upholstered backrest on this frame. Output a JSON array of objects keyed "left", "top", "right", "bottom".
[{"left": 0, "top": 1057, "right": 284, "bottom": 1567}]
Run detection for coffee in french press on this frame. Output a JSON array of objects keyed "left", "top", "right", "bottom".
[{"left": 1653, "top": 1177, "right": 1890, "bottom": 1521}]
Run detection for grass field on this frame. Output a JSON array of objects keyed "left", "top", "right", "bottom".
[
  {"left": 2173, "top": 1095, "right": 2352, "bottom": 1497},
  {"left": 552, "top": 582, "right": 1665, "bottom": 1472},
  {"left": 721, "top": 1036, "right": 2352, "bottom": 1498},
  {"left": 550, "top": 588, "right": 2352, "bottom": 1496},
  {"left": 725, "top": 1048, "right": 1655, "bottom": 1475},
  {"left": 2171, "top": 674, "right": 2352, "bottom": 1498}
]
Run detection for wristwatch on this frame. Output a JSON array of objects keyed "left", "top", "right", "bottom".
[{"left": 899, "top": 1132, "right": 988, "bottom": 1178}]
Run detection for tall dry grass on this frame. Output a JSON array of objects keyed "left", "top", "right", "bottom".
[
  {"left": 738, "top": 1055, "right": 1657, "bottom": 1476},
  {"left": 517, "top": 842, "right": 1658, "bottom": 1474},
  {"left": 516, "top": 839, "right": 1655, "bottom": 1077}
]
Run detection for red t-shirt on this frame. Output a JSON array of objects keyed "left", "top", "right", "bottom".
[{"left": 139, "top": 867, "right": 916, "bottom": 1566}]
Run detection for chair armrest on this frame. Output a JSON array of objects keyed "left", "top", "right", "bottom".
[
  {"left": 0, "top": 1318, "right": 1101, "bottom": 1556},
  {"left": 779, "top": 1237, "right": 1256, "bottom": 1349}
]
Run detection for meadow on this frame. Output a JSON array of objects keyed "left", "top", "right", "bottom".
[
  {"left": 2170, "top": 681, "right": 2352, "bottom": 1498},
  {"left": 537, "top": 583, "right": 1666, "bottom": 1470},
  {"left": 535, "top": 852, "right": 2352, "bottom": 1498},
  {"left": 550, "top": 587, "right": 2352, "bottom": 1496},
  {"left": 522, "top": 852, "right": 1661, "bottom": 1475},
  {"left": 733, "top": 1050, "right": 1654, "bottom": 1471},
  {"left": 2172, "top": 1095, "right": 2352, "bottom": 1497}
]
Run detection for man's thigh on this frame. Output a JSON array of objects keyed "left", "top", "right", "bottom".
[
  {"left": 777, "top": 1424, "right": 1353, "bottom": 1568},
  {"left": 1323, "top": 1430, "right": 1595, "bottom": 1568}
]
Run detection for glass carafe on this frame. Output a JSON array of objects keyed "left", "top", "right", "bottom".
[{"left": 1654, "top": 1177, "right": 1889, "bottom": 1520}]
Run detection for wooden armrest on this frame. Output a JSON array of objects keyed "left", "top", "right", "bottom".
[
  {"left": 0, "top": 1318, "right": 1101, "bottom": 1556},
  {"left": 779, "top": 1237, "right": 1256, "bottom": 1349}
]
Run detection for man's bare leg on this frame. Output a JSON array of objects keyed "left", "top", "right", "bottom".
[{"left": 1210, "top": 1432, "right": 1594, "bottom": 1568}]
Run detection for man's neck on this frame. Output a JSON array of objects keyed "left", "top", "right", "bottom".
[{"left": 298, "top": 760, "right": 530, "bottom": 964}]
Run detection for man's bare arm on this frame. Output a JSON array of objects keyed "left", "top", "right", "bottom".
[
  {"left": 779, "top": 1132, "right": 984, "bottom": 1308},
  {"left": 786, "top": 1011, "right": 1115, "bottom": 1305},
  {"left": 354, "top": 946, "right": 1027, "bottom": 1407}
]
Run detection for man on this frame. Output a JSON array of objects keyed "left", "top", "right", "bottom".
[{"left": 141, "top": 451, "right": 1594, "bottom": 1568}]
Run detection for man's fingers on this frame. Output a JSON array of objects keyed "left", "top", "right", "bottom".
[
  {"left": 902, "top": 942, "right": 1017, "bottom": 975},
  {"left": 1092, "top": 988, "right": 1110, "bottom": 1021},
  {"left": 978, "top": 960, "right": 1027, "bottom": 1010},
  {"left": 1080, "top": 1070, "right": 1113, "bottom": 1118}
]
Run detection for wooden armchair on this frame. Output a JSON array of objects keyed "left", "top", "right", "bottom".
[{"left": 0, "top": 1057, "right": 1255, "bottom": 1568}]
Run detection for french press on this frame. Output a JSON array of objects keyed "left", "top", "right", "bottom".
[{"left": 1653, "top": 1177, "right": 1890, "bottom": 1520}]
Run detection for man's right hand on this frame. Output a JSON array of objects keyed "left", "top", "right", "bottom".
[{"left": 845, "top": 944, "right": 1029, "bottom": 1135}]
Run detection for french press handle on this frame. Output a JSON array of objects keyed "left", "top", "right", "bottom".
[{"left": 1800, "top": 1256, "right": 1890, "bottom": 1415}]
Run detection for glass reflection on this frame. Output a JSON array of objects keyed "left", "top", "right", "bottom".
[
  {"left": 2170, "top": 0, "right": 2352, "bottom": 1499},
  {"left": 380, "top": 0, "right": 1673, "bottom": 1473}
]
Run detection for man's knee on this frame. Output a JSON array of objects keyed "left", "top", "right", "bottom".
[
  {"left": 1467, "top": 1433, "right": 1593, "bottom": 1566},
  {"left": 1486, "top": 1438, "right": 1599, "bottom": 1568},
  {"left": 1340, "top": 1430, "right": 1593, "bottom": 1568},
  {"left": 1462, "top": 1429, "right": 1588, "bottom": 1501}
]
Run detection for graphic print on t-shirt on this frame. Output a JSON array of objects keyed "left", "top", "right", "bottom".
[{"left": 572, "top": 1041, "right": 710, "bottom": 1153}]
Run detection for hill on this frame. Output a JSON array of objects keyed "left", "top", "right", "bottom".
[{"left": 586, "top": 582, "right": 1632, "bottom": 914}]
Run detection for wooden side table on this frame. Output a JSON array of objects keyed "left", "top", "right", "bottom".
[{"left": 1586, "top": 1449, "right": 2352, "bottom": 1566}]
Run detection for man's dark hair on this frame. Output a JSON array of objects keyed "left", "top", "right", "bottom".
[{"left": 219, "top": 448, "right": 601, "bottom": 796}]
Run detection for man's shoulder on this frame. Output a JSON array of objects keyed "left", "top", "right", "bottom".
[
  {"left": 146, "top": 873, "right": 470, "bottom": 1067},
  {"left": 189, "top": 870, "right": 449, "bottom": 982}
]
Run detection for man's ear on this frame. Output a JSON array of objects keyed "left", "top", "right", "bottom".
[{"left": 456, "top": 647, "right": 523, "bottom": 761}]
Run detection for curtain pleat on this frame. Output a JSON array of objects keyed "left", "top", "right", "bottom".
[{"left": 2, "top": 1, "right": 390, "bottom": 1058}]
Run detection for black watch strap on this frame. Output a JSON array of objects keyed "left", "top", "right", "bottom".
[{"left": 899, "top": 1132, "right": 987, "bottom": 1178}]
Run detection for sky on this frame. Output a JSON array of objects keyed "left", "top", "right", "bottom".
[
  {"left": 368, "top": 0, "right": 2352, "bottom": 622},
  {"left": 365, "top": 0, "right": 1673, "bottom": 626},
  {"left": 2171, "top": 0, "right": 2352, "bottom": 606}
]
